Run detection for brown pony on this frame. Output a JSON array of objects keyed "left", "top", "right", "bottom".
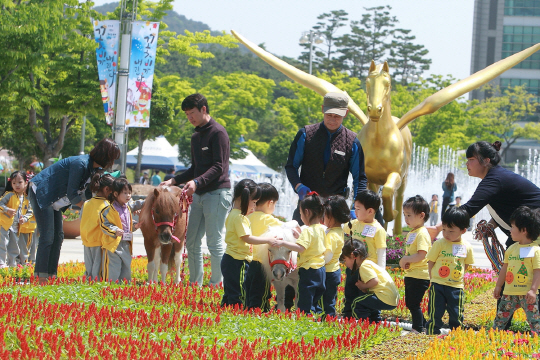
[{"left": 139, "top": 186, "right": 189, "bottom": 284}]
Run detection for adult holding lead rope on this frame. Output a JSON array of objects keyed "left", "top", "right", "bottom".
[{"left": 429, "top": 140, "right": 540, "bottom": 329}]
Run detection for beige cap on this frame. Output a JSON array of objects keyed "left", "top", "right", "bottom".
[{"left": 323, "top": 92, "right": 348, "bottom": 116}]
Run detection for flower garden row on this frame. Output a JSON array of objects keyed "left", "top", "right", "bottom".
[{"left": 0, "top": 256, "right": 536, "bottom": 359}]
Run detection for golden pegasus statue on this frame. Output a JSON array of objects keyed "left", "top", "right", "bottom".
[{"left": 231, "top": 30, "right": 540, "bottom": 234}]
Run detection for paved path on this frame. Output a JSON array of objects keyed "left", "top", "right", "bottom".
[{"left": 58, "top": 226, "right": 498, "bottom": 269}]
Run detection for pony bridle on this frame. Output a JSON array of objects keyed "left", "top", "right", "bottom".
[
  {"left": 151, "top": 189, "right": 192, "bottom": 243},
  {"left": 268, "top": 251, "right": 297, "bottom": 276}
]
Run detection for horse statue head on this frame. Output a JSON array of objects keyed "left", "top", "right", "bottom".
[{"left": 366, "top": 60, "right": 392, "bottom": 122}]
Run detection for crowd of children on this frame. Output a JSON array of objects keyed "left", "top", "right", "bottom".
[{"left": 5, "top": 166, "right": 540, "bottom": 336}]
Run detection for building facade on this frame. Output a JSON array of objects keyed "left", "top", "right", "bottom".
[{"left": 471, "top": 0, "right": 540, "bottom": 163}]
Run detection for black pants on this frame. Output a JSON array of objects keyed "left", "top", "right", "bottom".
[
  {"left": 426, "top": 283, "right": 465, "bottom": 335},
  {"left": 220, "top": 253, "right": 249, "bottom": 307},
  {"left": 404, "top": 277, "right": 430, "bottom": 332},
  {"left": 245, "top": 260, "right": 271, "bottom": 312},
  {"left": 442, "top": 197, "right": 452, "bottom": 215},
  {"left": 342, "top": 267, "right": 361, "bottom": 318}
]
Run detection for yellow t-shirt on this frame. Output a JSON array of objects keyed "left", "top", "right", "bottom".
[
  {"left": 296, "top": 223, "right": 326, "bottom": 269},
  {"left": 247, "top": 211, "right": 282, "bottom": 262},
  {"left": 404, "top": 226, "right": 432, "bottom": 280},
  {"left": 224, "top": 209, "right": 253, "bottom": 262},
  {"left": 324, "top": 227, "right": 344, "bottom": 273},
  {"left": 359, "top": 259, "right": 400, "bottom": 307},
  {"left": 503, "top": 243, "right": 540, "bottom": 295},
  {"left": 426, "top": 238, "right": 475, "bottom": 288},
  {"left": 344, "top": 219, "right": 386, "bottom": 264},
  {"left": 430, "top": 200, "right": 438, "bottom": 214}
]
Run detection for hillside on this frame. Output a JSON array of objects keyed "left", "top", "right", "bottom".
[{"left": 93, "top": 2, "right": 212, "bottom": 34}]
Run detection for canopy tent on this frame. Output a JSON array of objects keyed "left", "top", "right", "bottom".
[
  {"left": 126, "top": 136, "right": 187, "bottom": 172},
  {"left": 229, "top": 149, "right": 278, "bottom": 176}
]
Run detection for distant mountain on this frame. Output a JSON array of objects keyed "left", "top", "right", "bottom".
[{"left": 93, "top": 2, "right": 213, "bottom": 34}]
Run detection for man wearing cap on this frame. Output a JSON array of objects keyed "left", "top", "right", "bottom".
[
  {"left": 139, "top": 170, "right": 150, "bottom": 185},
  {"left": 285, "top": 92, "right": 368, "bottom": 224}
]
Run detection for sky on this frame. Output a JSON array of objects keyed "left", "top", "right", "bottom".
[{"left": 91, "top": 0, "right": 476, "bottom": 81}]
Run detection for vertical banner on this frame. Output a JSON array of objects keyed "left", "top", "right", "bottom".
[
  {"left": 125, "top": 21, "right": 160, "bottom": 128},
  {"left": 93, "top": 20, "right": 120, "bottom": 125}
]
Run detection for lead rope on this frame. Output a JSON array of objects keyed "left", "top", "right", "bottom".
[
  {"left": 473, "top": 220, "right": 505, "bottom": 274},
  {"left": 179, "top": 189, "right": 193, "bottom": 282}
]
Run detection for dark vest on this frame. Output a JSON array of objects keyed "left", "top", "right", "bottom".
[{"left": 300, "top": 123, "right": 357, "bottom": 197}]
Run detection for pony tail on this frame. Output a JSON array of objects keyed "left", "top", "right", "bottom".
[
  {"left": 240, "top": 187, "right": 251, "bottom": 216},
  {"left": 90, "top": 172, "right": 103, "bottom": 193},
  {"left": 348, "top": 221, "right": 353, "bottom": 231}
]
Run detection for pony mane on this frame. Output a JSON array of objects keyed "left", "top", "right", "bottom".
[{"left": 139, "top": 186, "right": 180, "bottom": 229}]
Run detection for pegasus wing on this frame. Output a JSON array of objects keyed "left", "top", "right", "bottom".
[
  {"left": 397, "top": 43, "right": 540, "bottom": 130},
  {"left": 231, "top": 30, "right": 368, "bottom": 126}
]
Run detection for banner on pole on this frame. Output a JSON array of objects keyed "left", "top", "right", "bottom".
[
  {"left": 93, "top": 20, "right": 120, "bottom": 126},
  {"left": 125, "top": 21, "right": 160, "bottom": 128}
]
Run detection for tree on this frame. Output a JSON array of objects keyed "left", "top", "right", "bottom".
[
  {"left": 0, "top": 0, "right": 102, "bottom": 167},
  {"left": 197, "top": 72, "right": 276, "bottom": 159},
  {"left": 468, "top": 85, "right": 540, "bottom": 161},
  {"left": 0, "top": 0, "right": 239, "bottom": 169},
  {"left": 388, "top": 29, "right": 431, "bottom": 86},
  {"left": 310, "top": 10, "right": 349, "bottom": 73},
  {"left": 338, "top": 6, "right": 398, "bottom": 79}
]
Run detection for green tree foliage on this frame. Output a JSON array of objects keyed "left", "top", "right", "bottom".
[
  {"left": 0, "top": 0, "right": 239, "bottom": 169},
  {"left": 469, "top": 85, "right": 540, "bottom": 160},
  {"left": 388, "top": 29, "right": 432, "bottom": 86},
  {"left": 198, "top": 73, "right": 276, "bottom": 159},
  {"left": 300, "top": 10, "right": 349, "bottom": 74},
  {"left": 0, "top": 0, "right": 101, "bottom": 167}
]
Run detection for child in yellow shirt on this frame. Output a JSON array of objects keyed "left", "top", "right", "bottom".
[
  {"left": 221, "top": 179, "right": 280, "bottom": 308},
  {"left": 426, "top": 207, "right": 475, "bottom": 335},
  {"left": 399, "top": 195, "right": 432, "bottom": 333},
  {"left": 80, "top": 171, "right": 114, "bottom": 280},
  {"left": 246, "top": 183, "right": 288, "bottom": 311},
  {"left": 274, "top": 192, "right": 326, "bottom": 315},
  {"left": 340, "top": 239, "right": 399, "bottom": 321},
  {"left": 320, "top": 195, "right": 350, "bottom": 317},
  {"left": 493, "top": 206, "right": 540, "bottom": 333},
  {"left": 343, "top": 190, "right": 386, "bottom": 318}
]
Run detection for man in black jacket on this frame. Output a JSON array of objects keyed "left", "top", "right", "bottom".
[
  {"left": 162, "top": 93, "right": 232, "bottom": 287},
  {"left": 285, "top": 92, "right": 368, "bottom": 224}
]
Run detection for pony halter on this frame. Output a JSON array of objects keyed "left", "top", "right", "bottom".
[
  {"left": 268, "top": 252, "right": 297, "bottom": 276},
  {"left": 151, "top": 189, "right": 192, "bottom": 243}
]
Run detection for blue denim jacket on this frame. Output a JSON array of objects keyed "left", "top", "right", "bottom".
[{"left": 31, "top": 155, "right": 95, "bottom": 209}]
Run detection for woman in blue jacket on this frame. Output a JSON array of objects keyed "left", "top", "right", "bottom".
[{"left": 29, "top": 138, "right": 120, "bottom": 283}]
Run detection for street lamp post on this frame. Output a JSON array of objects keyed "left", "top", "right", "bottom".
[{"left": 299, "top": 30, "right": 324, "bottom": 75}]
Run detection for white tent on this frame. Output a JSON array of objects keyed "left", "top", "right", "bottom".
[
  {"left": 229, "top": 149, "right": 278, "bottom": 176},
  {"left": 126, "top": 136, "right": 187, "bottom": 172}
]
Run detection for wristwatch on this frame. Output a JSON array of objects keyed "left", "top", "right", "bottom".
[{"left": 193, "top": 179, "right": 199, "bottom": 188}]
